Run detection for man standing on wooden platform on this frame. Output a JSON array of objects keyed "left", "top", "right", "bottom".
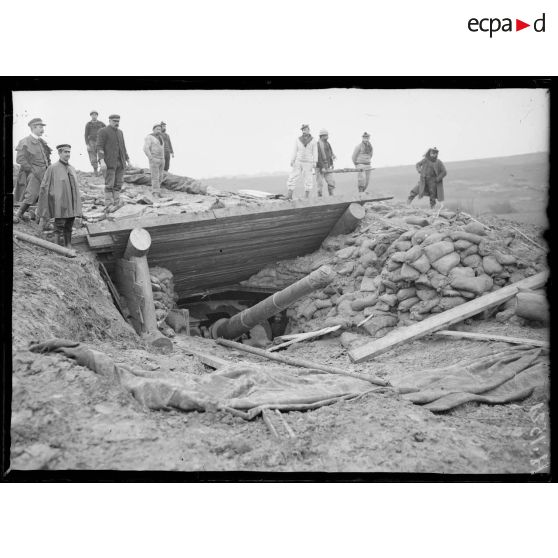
[
  {"left": 316, "top": 128, "right": 336, "bottom": 197},
  {"left": 84, "top": 110, "right": 106, "bottom": 176},
  {"left": 14, "top": 118, "right": 52, "bottom": 223},
  {"left": 160, "top": 121, "right": 174, "bottom": 172},
  {"left": 96, "top": 114, "right": 130, "bottom": 211},
  {"left": 143, "top": 124, "right": 166, "bottom": 199},
  {"left": 352, "top": 132, "right": 373, "bottom": 193},
  {"left": 407, "top": 147, "right": 447, "bottom": 209},
  {"left": 37, "top": 144, "right": 82, "bottom": 248},
  {"left": 285, "top": 124, "right": 318, "bottom": 200}
]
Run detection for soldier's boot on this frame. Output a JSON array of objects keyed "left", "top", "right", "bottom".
[
  {"left": 54, "top": 231, "right": 65, "bottom": 247},
  {"left": 317, "top": 188, "right": 323, "bottom": 197},
  {"left": 64, "top": 230, "right": 73, "bottom": 250},
  {"left": 327, "top": 185, "right": 335, "bottom": 196},
  {"left": 93, "top": 166, "right": 99, "bottom": 177},
  {"left": 13, "top": 203, "right": 30, "bottom": 223},
  {"left": 285, "top": 190, "right": 293, "bottom": 201}
]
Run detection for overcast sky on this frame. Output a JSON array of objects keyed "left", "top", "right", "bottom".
[{"left": 12, "top": 89, "right": 549, "bottom": 178}]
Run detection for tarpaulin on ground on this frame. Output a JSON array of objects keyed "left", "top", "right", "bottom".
[
  {"left": 28, "top": 339, "right": 373, "bottom": 419},
  {"left": 388, "top": 345, "right": 549, "bottom": 412}
]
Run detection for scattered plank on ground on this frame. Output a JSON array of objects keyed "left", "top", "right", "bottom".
[
  {"left": 509, "top": 226, "right": 546, "bottom": 251},
  {"left": 13, "top": 231, "right": 77, "bottom": 258},
  {"left": 433, "top": 330, "right": 549, "bottom": 349},
  {"left": 348, "top": 271, "right": 548, "bottom": 363},
  {"left": 216, "top": 338, "right": 387, "bottom": 386},
  {"left": 179, "top": 346, "right": 231, "bottom": 370},
  {"left": 268, "top": 325, "right": 341, "bottom": 352}
]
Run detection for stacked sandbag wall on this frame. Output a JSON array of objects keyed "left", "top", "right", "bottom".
[{"left": 149, "top": 266, "right": 179, "bottom": 337}]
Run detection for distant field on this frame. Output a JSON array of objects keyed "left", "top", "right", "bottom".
[{"left": 203, "top": 152, "right": 549, "bottom": 227}]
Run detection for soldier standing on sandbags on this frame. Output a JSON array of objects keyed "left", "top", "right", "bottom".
[
  {"left": 143, "top": 124, "right": 166, "bottom": 199},
  {"left": 316, "top": 129, "right": 336, "bottom": 197},
  {"left": 285, "top": 124, "right": 318, "bottom": 200},
  {"left": 407, "top": 147, "right": 447, "bottom": 209},
  {"left": 160, "top": 121, "right": 174, "bottom": 172},
  {"left": 13, "top": 118, "right": 52, "bottom": 224},
  {"left": 352, "top": 132, "right": 373, "bottom": 192},
  {"left": 37, "top": 144, "right": 82, "bottom": 248},
  {"left": 96, "top": 114, "right": 130, "bottom": 211},
  {"left": 84, "top": 110, "right": 106, "bottom": 176}
]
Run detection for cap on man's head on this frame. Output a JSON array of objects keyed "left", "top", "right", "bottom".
[
  {"left": 160, "top": 121, "right": 166, "bottom": 126},
  {"left": 362, "top": 132, "right": 370, "bottom": 138},
  {"left": 319, "top": 128, "right": 328, "bottom": 136},
  {"left": 430, "top": 147, "right": 439, "bottom": 153},
  {"left": 108, "top": 114, "right": 120, "bottom": 120},
  {"left": 301, "top": 124, "right": 310, "bottom": 130},
  {"left": 153, "top": 124, "right": 162, "bottom": 130},
  {"left": 28, "top": 118, "right": 46, "bottom": 127},
  {"left": 90, "top": 110, "right": 98, "bottom": 116},
  {"left": 56, "top": 144, "right": 71, "bottom": 150}
]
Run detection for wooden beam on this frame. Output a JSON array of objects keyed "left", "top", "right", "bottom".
[
  {"left": 433, "top": 330, "right": 549, "bottom": 349},
  {"left": 13, "top": 231, "right": 77, "bottom": 258},
  {"left": 216, "top": 338, "right": 388, "bottom": 386},
  {"left": 268, "top": 325, "right": 341, "bottom": 352},
  {"left": 179, "top": 347, "right": 230, "bottom": 369},
  {"left": 348, "top": 271, "right": 549, "bottom": 363}
]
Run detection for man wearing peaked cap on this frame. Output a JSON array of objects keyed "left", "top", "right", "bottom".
[
  {"left": 84, "top": 110, "right": 106, "bottom": 176},
  {"left": 407, "top": 147, "right": 447, "bottom": 209},
  {"left": 37, "top": 144, "right": 82, "bottom": 248},
  {"left": 285, "top": 124, "right": 318, "bottom": 200},
  {"left": 160, "top": 121, "right": 174, "bottom": 172},
  {"left": 352, "top": 132, "right": 374, "bottom": 193},
  {"left": 96, "top": 113, "right": 130, "bottom": 210},
  {"left": 316, "top": 128, "right": 337, "bottom": 197},
  {"left": 14, "top": 117, "right": 52, "bottom": 225}
]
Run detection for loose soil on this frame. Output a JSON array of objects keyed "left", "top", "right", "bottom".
[{"left": 10, "top": 216, "right": 549, "bottom": 473}]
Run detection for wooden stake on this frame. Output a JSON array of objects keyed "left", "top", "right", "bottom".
[
  {"left": 262, "top": 409, "right": 280, "bottom": 438},
  {"left": 216, "top": 338, "right": 388, "bottom": 386},
  {"left": 275, "top": 409, "right": 296, "bottom": 438},
  {"left": 509, "top": 226, "right": 546, "bottom": 252},
  {"left": 433, "top": 330, "right": 549, "bottom": 348},
  {"left": 268, "top": 325, "right": 341, "bottom": 352}
]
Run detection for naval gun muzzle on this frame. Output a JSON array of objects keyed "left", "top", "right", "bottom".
[{"left": 210, "top": 265, "right": 334, "bottom": 340}]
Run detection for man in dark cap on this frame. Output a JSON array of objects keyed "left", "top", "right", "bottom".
[
  {"left": 160, "top": 122, "right": 174, "bottom": 172},
  {"left": 407, "top": 147, "right": 447, "bottom": 209},
  {"left": 37, "top": 144, "right": 82, "bottom": 248},
  {"left": 286, "top": 124, "right": 317, "bottom": 200},
  {"left": 84, "top": 111, "right": 106, "bottom": 176},
  {"left": 14, "top": 118, "right": 52, "bottom": 224},
  {"left": 352, "top": 132, "right": 374, "bottom": 192},
  {"left": 316, "top": 128, "right": 336, "bottom": 197},
  {"left": 96, "top": 114, "right": 130, "bottom": 210}
]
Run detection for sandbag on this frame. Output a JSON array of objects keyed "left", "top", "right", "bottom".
[
  {"left": 409, "top": 253, "right": 431, "bottom": 274},
  {"left": 423, "top": 241, "right": 455, "bottom": 263},
  {"left": 454, "top": 239, "right": 474, "bottom": 251},
  {"left": 431, "top": 251, "right": 460, "bottom": 275},
  {"left": 416, "top": 288, "right": 438, "bottom": 301},
  {"left": 427, "top": 270, "right": 449, "bottom": 290},
  {"left": 464, "top": 221, "right": 487, "bottom": 236},
  {"left": 461, "top": 254, "right": 482, "bottom": 268},
  {"left": 434, "top": 296, "right": 467, "bottom": 311},
  {"left": 403, "top": 245, "right": 423, "bottom": 263},
  {"left": 410, "top": 298, "right": 439, "bottom": 315},
  {"left": 422, "top": 232, "right": 448, "bottom": 247},
  {"left": 351, "top": 294, "right": 379, "bottom": 311},
  {"left": 450, "top": 273, "right": 493, "bottom": 295},
  {"left": 515, "top": 292, "right": 549, "bottom": 324},
  {"left": 460, "top": 244, "right": 479, "bottom": 257},
  {"left": 165, "top": 309, "right": 189, "bottom": 333},
  {"left": 411, "top": 228, "right": 436, "bottom": 245},
  {"left": 399, "top": 263, "right": 421, "bottom": 281},
  {"left": 393, "top": 240, "right": 412, "bottom": 251},
  {"left": 391, "top": 251, "right": 409, "bottom": 263},
  {"left": 449, "top": 266, "right": 475, "bottom": 282},
  {"left": 482, "top": 255, "right": 503, "bottom": 275},
  {"left": 360, "top": 251, "right": 378, "bottom": 267},
  {"left": 449, "top": 231, "right": 484, "bottom": 244},
  {"left": 397, "top": 287, "right": 417, "bottom": 302},
  {"left": 494, "top": 251, "right": 517, "bottom": 266},
  {"left": 398, "top": 296, "right": 420, "bottom": 312},
  {"left": 379, "top": 293, "right": 398, "bottom": 307},
  {"left": 405, "top": 216, "right": 430, "bottom": 227},
  {"left": 362, "top": 314, "right": 398, "bottom": 336}
]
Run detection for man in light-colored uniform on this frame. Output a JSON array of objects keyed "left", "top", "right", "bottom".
[
  {"left": 285, "top": 124, "right": 318, "bottom": 200},
  {"left": 143, "top": 123, "right": 166, "bottom": 198}
]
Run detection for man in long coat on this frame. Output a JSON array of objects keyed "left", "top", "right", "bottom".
[
  {"left": 96, "top": 114, "right": 130, "bottom": 209},
  {"left": 352, "top": 132, "right": 374, "bottom": 192},
  {"left": 407, "top": 147, "right": 447, "bottom": 209},
  {"left": 37, "top": 144, "right": 82, "bottom": 248},
  {"left": 84, "top": 110, "right": 106, "bottom": 176},
  {"left": 316, "top": 128, "right": 336, "bottom": 197},
  {"left": 14, "top": 118, "right": 52, "bottom": 223}
]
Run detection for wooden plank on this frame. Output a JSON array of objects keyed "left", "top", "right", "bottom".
[
  {"left": 349, "top": 271, "right": 549, "bottom": 363},
  {"left": 179, "top": 346, "right": 230, "bottom": 370},
  {"left": 87, "top": 234, "right": 114, "bottom": 249},
  {"left": 433, "top": 330, "right": 549, "bottom": 348},
  {"left": 268, "top": 325, "right": 342, "bottom": 352}
]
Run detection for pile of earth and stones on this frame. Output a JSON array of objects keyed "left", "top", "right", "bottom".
[{"left": 241, "top": 201, "right": 548, "bottom": 347}]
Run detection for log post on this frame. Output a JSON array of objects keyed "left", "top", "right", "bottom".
[
  {"left": 329, "top": 203, "right": 366, "bottom": 236},
  {"left": 116, "top": 227, "right": 173, "bottom": 352}
]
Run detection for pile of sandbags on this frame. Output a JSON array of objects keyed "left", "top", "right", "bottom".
[
  {"left": 149, "top": 266, "right": 179, "bottom": 337},
  {"left": 242, "top": 206, "right": 547, "bottom": 338},
  {"left": 123, "top": 168, "right": 206, "bottom": 195}
]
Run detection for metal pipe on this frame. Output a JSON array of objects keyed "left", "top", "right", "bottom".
[{"left": 211, "top": 265, "right": 334, "bottom": 340}]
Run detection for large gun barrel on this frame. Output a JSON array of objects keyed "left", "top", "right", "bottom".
[{"left": 210, "top": 265, "right": 334, "bottom": 340}]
